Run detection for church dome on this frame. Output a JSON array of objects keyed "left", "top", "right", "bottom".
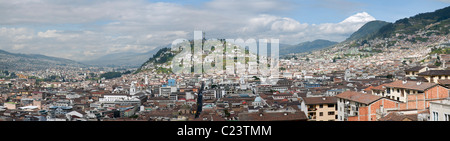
[{"left": 254, "top": 97, "right": 262, "bottom": 102}]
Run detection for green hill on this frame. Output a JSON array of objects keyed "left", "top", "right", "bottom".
[
  {"left": 345, "top": 20, "right": 390, "bottom": 42},
  {"left": 372, "top": 6, "right": 450, "bottom": 39},
  {"left": 0, "top": 49, "right": 85, "bottom": 71},
  {"left": 135, "top": 47, "right": 176, "bottom": 74},
  {"left": 280, "top": 39, "right": 338, "bottom": 56}
]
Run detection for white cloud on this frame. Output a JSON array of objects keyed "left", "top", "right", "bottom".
[
  {"left": 0, "top": 0, "right": 375, "bottom": 61},
  {"left": 437, "top": 0, "right": 450, "bottom": 3},
  {"left": 37, "top": 30, "right": 81, "bottom": 41},
  {"left": 12, "top": 44, "right": 26, "bottom": 50},
  {"left": 340, "top": 12, "right": 375, "bottom": 23},
  {"left": 237, "top": 12, "right": 375, "bottom": 44},
  {"left": 37, "top": 30, "right": 61, "bottom": 38},
  {"left": 205, "top": 0, "right": 295, "bottom": 13}
]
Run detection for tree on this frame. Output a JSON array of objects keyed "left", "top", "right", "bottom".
[
  {"left": 10, "top": 72, "right": 16, "bottom": 78},
  {"left": 100, "top": 72, "right": 123, "bottom": 79}
]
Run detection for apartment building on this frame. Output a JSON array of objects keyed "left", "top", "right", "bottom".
[
  {"left": 429, "top": 98, "right": 450, "bottom": 121},
  {"left": 383, "top": 80, "right": 449, "bottom": 110},
  {"left": 417, "top": 70, "right": 450, "bottom": 83},
  {"left": 301, "top": 96, "right": 337, "bottom": 121},
  {"left": 336, "top": 91, "right": 399, "bottom": 121},
  {"left": 404, "top": 65, "right": 438, "bottom": 77}
]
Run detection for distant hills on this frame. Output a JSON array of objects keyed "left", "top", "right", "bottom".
[
  {"left": 98, "top": 5, "right": 450, "bottom": 69},
  {"left": 81, "top": 45, "right": 166, "bottom": 67},
  {"left": 134, "top": 5, "right": 450, "bottom": 73},
  {"left": 370, "top": 6, "right": 450, "bottom": 39},
  {"left": 6, "top": 6, "right": 450, "bottom": 72},
  {"left": 136, "top": 47, "right": 175, "bottom": 74},
  {"left": 280, "top": 39, "right": 338, "bottom": 56},
  {"left": 0, "top": 49, "right": 85, "bottom": 71},
  {"left": 344, "top": 20, "right": 391, "bottom": 42}
]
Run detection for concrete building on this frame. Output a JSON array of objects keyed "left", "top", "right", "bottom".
[
  {"left": 417, "top": 70, "right": 450, "bottom": 83},
  {"left": 429, "top": 98, "right": 450, "bottom": 121},
  {"left": 404, "top": 66, "right": 437, "bottom": 77},
  {"left": 383, "top": 80, "right": 449, "bottom": 110},
  {"left": 336, "top": 91, "right": 399, "bottom": 121},
  {"left": 4, "top": 102, "right": 19, "bottom": 110},
  {"left": 159, "top": 86, "right": 177, "bottom": 98},
  {"left": 301, "top": 96, "right": 337, "bottom": 121}
]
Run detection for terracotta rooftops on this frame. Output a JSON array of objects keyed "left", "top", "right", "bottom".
[
  {"left": 378, "top": 112, "right": 418, "bottom": 121},
  {"left": 404, "top": 66, "right": 425, "bottom": 72},
  {"left": 238, "top": 111, "right": 307, "bottom": 121},
  {"left": 302, "top": 96, "right": 337, "bottom": 105},
  {"left": 383, "top": 80, "right": 437, "bottom": 91},
  {"left": 417, "top": 70, "right": 450, "bottom": 76},
  {"left": 336, "top": 91, "right": 382, "bottom": 104},
  {"left": 372, "top": 84, "right": 386, "bottom": 91},
  {"left": 438, "top": 79, "right": 450, "bottom": 85}
]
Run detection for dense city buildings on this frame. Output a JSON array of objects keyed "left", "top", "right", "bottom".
[{"left": 1, "top": 3, "right": 450, "bottom": 123}]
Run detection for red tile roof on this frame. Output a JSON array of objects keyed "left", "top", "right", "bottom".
[
  {"left": 371, "top": 84, "right": 386, "bottom": 91},
  {"left": 378, "top": 112, "right": 417, "bottom": 121},
  {"left": 438, "top": 79, "right": 450, "bottom": 85},
  {"left": 238, "top": 112, "right": 307, "bottom": 121},
  {"left": 303, "top": 96, "right": 337, "bottom": 105},
  {"left": 417, "top": 70, "right": 450, "bottom": 76},
  {"left": 383, "top": 80, "right": 437, "bottom": 91},
  {"left": 336, "top": 91, "right": 381, "bottom": 104}
]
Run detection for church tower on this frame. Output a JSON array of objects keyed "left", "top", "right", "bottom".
[
  {"left": 130, "top": 82, "right": 136, "bottom": 95},
  {"left": 145, "top": 75, "right": 149, "bottom": 85}
]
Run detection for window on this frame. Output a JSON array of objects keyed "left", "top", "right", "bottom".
[
  {"left": 328, "top": 104, "right": 335, "bottom": 107},
  {"left": 319, "top": 104, "right": 323, "bottom": 108},
  {"left": 397, "top": 89, "right": 400, "bottom": 93},
  {"left": 319, "top": 112, "right": 323, "bottom": 116},
  {"left": 433, "top": 112, "right": 439, "bottom": 121},
  {"left": 387, "top": 88, "right": 391, "bottom": 94},
  {"left": 445, "top": 114, "right": 450, "bottom": 121},
  {"left": 328, "top": 112, "right": 335, "bottom": 115}
]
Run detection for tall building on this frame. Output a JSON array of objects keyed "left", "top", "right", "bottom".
[
  {"left": 145, "top": 75, "right": 148, "bottom": 85},
  {"left": 168, "top": 79, "right": 176, "bottom": 87},
  {"left": 130, "top": 82, "right": 136, "bottom": 95},
  {"left": 301, "top": 97, "right": 337, "bottom": 121},
  {"left": 429, "top": 98, "right": 450, "bottom": 121},
  {"left": 336, "top": 91, "right": 399, "bottom": 121}
]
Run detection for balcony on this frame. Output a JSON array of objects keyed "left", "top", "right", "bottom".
[
  {"left": 308, "top": 115, "right": 316, "bottom": 120},
  {"left": 308, "top": 108, "right": 317, "bottom": 112}
]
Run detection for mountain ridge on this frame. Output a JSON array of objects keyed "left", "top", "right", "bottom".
[
  {"left": 280, "top": 39, "right": 338, "bottom": 56},
  {"left": 0, "top": 49, "right": 86, "bottom": 71},
  {"left": 344, "top": 20, "right": 391, "bottom": 42},
  {"left": 81, "top": 45, "right": 168, "bottom": 67},
  {"left": 370, "top": 6, "right": 450, "bottom": 39}
]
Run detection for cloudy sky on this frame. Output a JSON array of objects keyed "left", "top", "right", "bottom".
[{"left": 0, "top": 0, "right": 448, "bottom": 61}]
